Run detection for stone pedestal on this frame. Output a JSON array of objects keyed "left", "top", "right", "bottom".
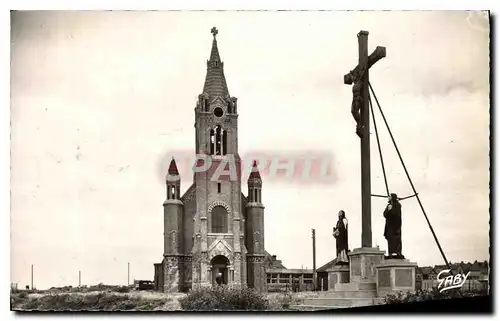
[
  {"left": 348, "top": 247, "right": 385, "bottom": 283},
  {"left": 375, "top": 259, "right": 417, "bottom": 297},
  {"left": 327, "top": 265, "right": 350, "bottom": 291}
]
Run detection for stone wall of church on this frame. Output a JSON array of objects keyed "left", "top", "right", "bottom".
[
  {"left": 206, "top": 181, "right": 234, "bottom": 232},
  {"left": 154, "top": 263, "right": 164, "bottom": 291},
  {"left": 163, "top": 256, "right": 181, "bottom": 292},
  {"left": 181, "top": 255, "right": 193, "bottom": 292},
  {"left": 239, "top": 253, "right": 247, "bottom": 285},
  {"left": 246, "top": 255, "right": 267, "bottom": 291},
  {"left": 163, "top": 201, "right": 183, "bottom": 256},
  {"left": 182, "top": 184, "right": 196, "bottom": 254},
  {"left": 245, "top": 202, "right": 266, "bottom": 290},
  {"left": 191, "top": 253, "right": 201, "bottom": 285},
  {"left": 245, "top": 205, "right": 265, "bottom": 255}
]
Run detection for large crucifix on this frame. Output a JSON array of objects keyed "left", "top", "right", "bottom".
[{"left": 344, "top": 31, "right": 386, "bottom": 248}]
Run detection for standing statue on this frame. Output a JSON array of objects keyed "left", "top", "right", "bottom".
[
  {"left": 215, "top": 272, "right": 223, "bottom": 286},
  {"left": 333, "top": 210, "right": 349, "bottom": 264},
  {"left": 383, "top": 193, "right": 405, "bottom": 259},
  {"left": 349, "top": 66, "right": 366, "bottom": 138}
]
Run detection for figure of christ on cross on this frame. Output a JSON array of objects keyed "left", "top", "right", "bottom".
[
  {"left": 349, "top": 65, "right": 367, "bottom": 138},
  {"left": 344, "top": 31, "right": 386, "bottom": 248}
]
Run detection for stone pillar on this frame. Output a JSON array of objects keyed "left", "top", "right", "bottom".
[
  {"left": 200, "top": 216, "right": 208, "bottom": 252},
  {"left": 232, "top": 253, "right": 242, "bottom": 287},
  {"left": 200, "top": 251, "right": 210, "bottom": 286},
  {"left": 207, "top": 264, "right": 213, "bottom": 286},
  {"left": 229, "top": 265, "right": 235, "bottom": 284},
  {"left": 327, "top": 265, "right": 350, "bottom": 291},
  {"left": 192, "top": 234, "right": 201, "bottom": 285},
  {"left": 348, "top": 247, "right": 385, "bottom": 284},
  {"left": 239, "top": 251, "right": 247, "bottom": 286},
  {"left": 375, "top": 259, "right": 417, "bottom": 297},
  {"left": 199, "top": 211, "right": 210, "bottom": 286}
]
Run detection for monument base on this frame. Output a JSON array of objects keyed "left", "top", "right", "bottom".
[
  {"left": 326, "top": 265, "right": 350, "bottom": 291},
  {"left": 348, "top": 247, "right": 385, "bottom": 284},
  {"left": 375, "top": 258, "right": 417, "bottom": 297}
]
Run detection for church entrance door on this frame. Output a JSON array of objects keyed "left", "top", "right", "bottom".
[{"left": 211, "top": 255, "right": 230, "bottom": 286}]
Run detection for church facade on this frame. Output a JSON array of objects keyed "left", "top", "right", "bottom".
[{"left": 153, "top": 28, "right": 267, "bottom": 292}]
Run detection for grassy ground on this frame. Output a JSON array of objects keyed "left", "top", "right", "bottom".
[
  {"left": 11, "top": 288, "right": 185, "bottom": 311},
  {"left": 11, "top": 287, "right": 309, "bottom": 311},
  {"left": 266, "top": 291, "right": 310, "bottom": 310}
]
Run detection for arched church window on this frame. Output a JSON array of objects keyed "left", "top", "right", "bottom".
[
  {"left": 222, "top": 130, "right": 227, "bottom": 155},
  {"left": 215, "top": 126, "right": 222, "bottom": 155},
  {"left": 232, "top": 99, "right": 237, "bottom": 114},
  {"left": 210, "top": 126, "right": 228, "bottom": 156},
  {"left": 211, "top": 206, "right": 228, "bottom": 233},
  {"left": 210, "top": 129, "right": 215, "bottom": 155}
]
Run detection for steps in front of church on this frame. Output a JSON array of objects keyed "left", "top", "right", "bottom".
[
  {"left": 290, "top": 297, "right": 384, "bottom": 310},
  {"left": 288, "top": 282, "right": 385, "bottom": 311},
  {"left": 334, "top": 282, "right": 377, "bottom": 291},
  {"left": 318, "top": 289, "right": 378, "bottom": 298}
]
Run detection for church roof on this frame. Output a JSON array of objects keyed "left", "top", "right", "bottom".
[
  {"left": 167, "top": 158, "right": 179, "bottom": 175},
  {"left": 202, "top": 27, "right": 229, "bottom": 98},
  {"left": 248, "top": 160, "right": 262, "bottom": 180},
  {"left": 264, "top": 251, "right": 287, "bottom": 269},
  {"left": 316, "top": 258, "right": 339, "bottom": 272}
]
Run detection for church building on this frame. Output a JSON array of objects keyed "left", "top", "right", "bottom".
[{"left": 154, "top": 28, "right": 267, "bottom": 292}]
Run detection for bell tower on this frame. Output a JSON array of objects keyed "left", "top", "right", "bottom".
[
  {"left": 191, "top": 27, "right": 246, "bottom": 287},
  {"left": 246, "top": 161, "right": 266, "bottom": 291}
]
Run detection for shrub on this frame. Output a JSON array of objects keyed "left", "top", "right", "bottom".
[
  {"left": 11, "top": 291, "right": 171, "bottom": 311},
  {"left": 267, "top": 292, "right": 298, "bottom": 311},
  {"left": 384, "top": 287, "right": 489, "bottom": 305},
  {"left": 179, "top": 285, "right": 268, "bottom": 311},
  {"left": 115, "top": 286, "right": 131, "bottom": 293}
]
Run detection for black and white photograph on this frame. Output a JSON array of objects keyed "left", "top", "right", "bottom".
[{"left": 8, "top": 8, "right": 492, "bottom": 313}]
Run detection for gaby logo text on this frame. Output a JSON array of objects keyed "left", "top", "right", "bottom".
[{"left": 437, "top": 269, "right": 470, "bottom": 293}]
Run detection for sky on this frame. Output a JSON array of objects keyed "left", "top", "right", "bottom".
[{"left": 10, "top": 10, "right": 490, "bottom": 289}]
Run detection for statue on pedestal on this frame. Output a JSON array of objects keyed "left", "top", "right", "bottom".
[
  {"left": 383, "top": 193, "right": 405, "bottom": 259},
  {"left": 333, "top": 210, "right": 349, "bottom": 264}
]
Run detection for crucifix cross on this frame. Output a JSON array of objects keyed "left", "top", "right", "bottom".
[
  {"left": 343, "top": 31, "right": 386, "bottom": 248},
  {"left": 211, "top": 27, "right": 218, "bottom": 37}
]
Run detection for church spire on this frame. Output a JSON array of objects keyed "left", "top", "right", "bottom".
[
  {"left": 203, "top": 27, "right": 229, "bottom": 98},
  {"left": 248, "top": 160, "right": 262, "bottom": 180},
  {"left": 209, "top": 27, "right": 221, "bottom": 62},
  {"left": 168, "top": 157, "right": 179, "bottom": 175},
  {"left": 167, "top": 157, "right": 179, "bottom": 180}
]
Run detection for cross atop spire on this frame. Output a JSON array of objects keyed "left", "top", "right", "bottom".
[
  {"left": 203, "top": 27, "right": 229, "bottom": 98},
  {"left": 211, "top": 26, "right": 218, "bottom": 38}
]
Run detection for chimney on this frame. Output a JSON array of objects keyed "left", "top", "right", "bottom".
[{"left": 272, "top": 255, "right": 277, "bottom": 261}]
